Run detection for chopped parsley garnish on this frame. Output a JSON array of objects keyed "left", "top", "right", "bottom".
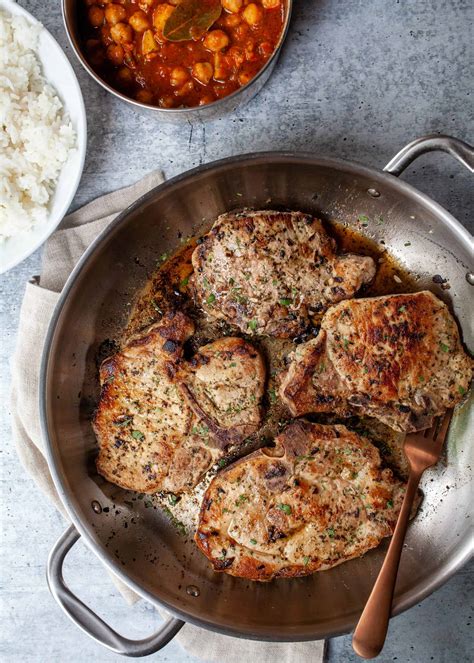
[
  {"left": 168, "top": 493, "right": 180, "bottom": 506},
  {"left": 162, "top": 506, "right": 186, "bottom": 535},
  {"left": 268, "top": 388, "right": 277, "bottom": 404},
  {"left": 235, "top": 494, "right": 249, "bottom": 507},
  {"left": 358, "top": 215, "right": 369, "bottom": 223},
  {"left": 404, "top": 242, "right": 411, "bottom": 247},
  {"left": 418, "top": 375, "right": 425, "bottom": 382},
  {"left": 131, "top": 430, "right": 144, "bottom": 441},
  {"left": 458, "top": 385, "right": 466, "bottom": 395},
  {"left": 343, "top": 338, "right": 350, "bottom": 349},
  {"left": 192, "top": 424, "right": 210, "bottom": 437},
  {"left": 327, "top": 527, "right": 335, "bottom": 538},
  {"left": 277, "top": 503, "right": 292, "bottom": 515},
  {"left": 217, "top": 459, "right": 228, "bottom": 468},
  {"left": 303, "top": 556, "right": 310, "bottom": 566},
  {"left": 229, "top": 362, "right": 237, "bottom": 367},
  {"left": 248, "top": 319, "right": 258, "bottom": 331},
  {"left": 180, "top": 276, "right": 189, "bottom": 287},
  {"left": 439, "top": 342, "right": 450, "bottom": 353},
  {"left": 272, "top": 279, "right": 278, "bottom": 286},
  {"left": 398, "top": 305, "right": 407, "bottom": 313},
  {"left": 279, "top": 297, "right": 292, "bottom": 307},
  {"left": 386, "top": 500, "right": 394, "bottom": 508},
  {"left": 249, "top": 538, "right": 257, "bottom": 545},
  {"left": 206, "top": 293, "right": 216, "bottom": 305}
]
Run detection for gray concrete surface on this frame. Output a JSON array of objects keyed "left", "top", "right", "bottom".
[{"left": 1, "top": 0, "right": 473, "bottom": 661}]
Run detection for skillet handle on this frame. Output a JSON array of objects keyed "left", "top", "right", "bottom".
[
  {"left": 383, "top": 134, "right": 474, "bottom": 176},
  {"left": 47, "top": 525, "right": 185, "bottom": 657}
]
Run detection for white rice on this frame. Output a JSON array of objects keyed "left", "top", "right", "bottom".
[{"left": 0, "top": 11, "right": 76, "bottom": 241}]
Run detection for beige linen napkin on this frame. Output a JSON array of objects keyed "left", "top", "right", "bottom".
[{"left": 10, "top": 172, "right": 325, "bottom": 663}]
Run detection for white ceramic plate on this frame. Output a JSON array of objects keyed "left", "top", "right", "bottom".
[{"left": 0, "top": 0, "right": 87, "bottom": 274}]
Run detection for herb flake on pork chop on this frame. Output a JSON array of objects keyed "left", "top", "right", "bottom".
[
  {"left": 195, "top": 420, "right": 406, "bottom": 581},
  {"left": 94, "top": 312, "right": 266, "bottom": 494},
  {"left": 280, "top": 291, "right": 473, "bottom": 432},
  {"left": 192, "top": 210, "right": 376, "bottom": 338}
]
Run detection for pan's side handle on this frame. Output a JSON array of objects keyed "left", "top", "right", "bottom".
[
  {"left": 384, "top": 134, "right": 474, "bottom": 176},
  {"left": 47, "top": 525, "right": 184, "bottom": 657}
]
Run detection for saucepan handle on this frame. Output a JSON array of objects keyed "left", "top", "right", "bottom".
[
  {"left": 47, "top": 525, "right": 185, "bottom": 657},
  {"left": 383, "top": 134, "right": 474, "bottom": 176}
]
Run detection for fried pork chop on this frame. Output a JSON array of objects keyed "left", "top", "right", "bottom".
[
  {"left": 192, "top": 210, "right": 376, "bottom": 338},
  {"left": 195, "top": 420, "right": 406, "bottom": 580},
  {"left": 280, "top": 291, "right": 472, "bottom": 432},
  {"left": 94, "top": 312, "right": 266, "bottom": 494}
]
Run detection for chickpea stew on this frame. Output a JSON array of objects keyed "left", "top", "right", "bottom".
[{"left": 81, "top": 0, "right": 287, "bottom": 108}]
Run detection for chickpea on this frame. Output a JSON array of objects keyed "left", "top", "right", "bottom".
[
  {"left": 117, "top": 66, "right": 133, "bottom": 83},
  {"left": 233, "top": 23, "right": 249, "bottom": 40},
  {"left": 224, "top": 13, "right": 241, "bottom": 28},
  {"left": 262, "top": 0, "right": 280, "bottom": 7},
  {"left": 203, "top": 29, "right": 230, "bottom": 52},
  {"left": 222, "top": 0, "right": 242, "bottom": 12},
  {"left": 153, "top": 4, "right": 174, "bottom": 33},
  {"left": 175, "top": 80, "right": 195, "bottom": 98},
  {"left": 106, "top": 43, "right": 124, "bottom": 64},
  {"left": 105, "top": 4, "right": 126, "bottom": 25},
  {"left": 159, "top": 94, "right": 175, "bottom": 108},
  {"left": 89, "top": 49, "right": 105, "bottom": 66},
  {"left": 110, "top": 22, "right": 133, "bottom": 44},
  {"left": 199, "top": 94, "right": 214, "bottom": 106},
  {"left": 227, "top": 46, "right": 244, "bottom": 68},
  {"left": 192, "top": 61, "right": 213, "bottom": 85},
  {"left": 242, "top": 3, "right": 263, "bottom": 25},
  {"left": 238, "top": 68, "right": 253, "bottom": 86},
  {"left": 170, "top": 66, "right": 189, "bottom": 87},
  {"left": 259, "top": 41, "right": 274, "bottom": 58},
  {"left": 136, "top": 89, "right": 154, "bottom": 103},
  {"left": 129, "top": 10, "right": 150, "bottom": 32},
  {"left": 88, "top": 6, "right": 105, "bottom": 28},
  {"left": 85, "top": 38, "right": 100, "bottom": 51}
]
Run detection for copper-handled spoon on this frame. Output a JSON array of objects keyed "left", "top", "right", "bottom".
[{"left": 352, "top": 410, "right": 454, "bottom": 659}]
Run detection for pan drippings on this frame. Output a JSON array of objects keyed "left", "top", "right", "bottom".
[{"left": 120, "top": 220, "right": 417, "bottom": 533}]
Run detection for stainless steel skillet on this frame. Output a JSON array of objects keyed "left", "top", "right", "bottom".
[{"left": 41, "top": 134, "right": 473, "bottom": 656}]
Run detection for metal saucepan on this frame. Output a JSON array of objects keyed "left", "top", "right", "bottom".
[
  {"left": 41, "top": 134, "right": 474, "bottom": 656},
  {"left": 62, "top": 0, "right": 293, "bottom": 121}
]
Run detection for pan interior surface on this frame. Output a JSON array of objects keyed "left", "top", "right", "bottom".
[{"left": 42, "top": 155, "right": 473, "bottom": 640}]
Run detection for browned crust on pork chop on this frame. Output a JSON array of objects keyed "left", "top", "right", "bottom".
[
  {"left": 94, "top": 312, "right": 266, "bottom": 494},
  {"left": 192, "top": 210, "right": 376, "bottom": 338},
  {"left": 280, "top": 291, "right": 473, "bottom": 432},
  {"left": 195, "top": 420, "right": 406, "bottom": 580}
]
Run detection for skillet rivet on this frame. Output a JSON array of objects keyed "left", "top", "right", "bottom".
[
  {"left": 367, "top": 188, "right": 380, "bottom": 198},
  {"left": 466, "top": 272, "right": 474, "bottom": 285},
  {"left": 91, "top": 500, "right": 102, "bottom": 514},
  {"left": 186, "top": 585, "right": 200, "bottom": 597}
]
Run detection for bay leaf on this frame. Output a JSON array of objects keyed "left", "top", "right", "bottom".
[{"left": 163, "top": 0, "right": 222, "bottom": 42}]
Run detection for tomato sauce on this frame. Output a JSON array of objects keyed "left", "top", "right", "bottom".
[{"left": 80, "top": 0, "right": 286, "bottom": 108}]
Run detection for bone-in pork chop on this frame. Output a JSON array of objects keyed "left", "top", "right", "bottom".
[
  {"left": 192, "top": 210, "right": 376, "bottom": 338},
  {"left": 195, "top": 420, "right": 406, "bottom": 580},
  {"left": 280, "top": 291, "right": 472, "bottom": 432},
  {"left": 94, "top": 312, "right": 266, "bottom": 494}
]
